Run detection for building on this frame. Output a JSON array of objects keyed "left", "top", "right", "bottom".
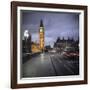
[
  {"left": 31, "top": 42, "right": 41, "bottom": 53},
  {"left": 23, "top": 20, "right": 45, "bottom": 54},
  {"left": 54, "top": 37, "right": 78, "bottom": 52},
  {"left": 31, "top": 20, "right": 45, "bottom": 53},
  {"left": 39, "top": 20, "right": 44, "bottom": 51}
]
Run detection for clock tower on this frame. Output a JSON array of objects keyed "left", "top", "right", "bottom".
[{"left": 39, "top": 20, "right": 44, "bottom": 51}]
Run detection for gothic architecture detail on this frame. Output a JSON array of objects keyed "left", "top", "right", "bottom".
[{"left": 39, "top": 20, "right": 44, "bottom": 51}]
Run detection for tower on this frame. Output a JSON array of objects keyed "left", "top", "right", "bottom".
[{"left": 39, "top": 20, "right": 44, "bottom": 51}]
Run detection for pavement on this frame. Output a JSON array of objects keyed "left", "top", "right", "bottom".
[{"left": 22, "top": 52, "right": 79, "bottom": 78}]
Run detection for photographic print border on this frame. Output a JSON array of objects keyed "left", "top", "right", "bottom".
[{"left": 11, "top": 1, "right": 88, "bottom": 89}]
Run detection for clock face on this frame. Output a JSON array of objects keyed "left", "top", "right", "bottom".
[{"left": 40, "top": 29, "right": 43, "bottom": 32}]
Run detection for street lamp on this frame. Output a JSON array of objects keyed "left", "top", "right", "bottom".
[
  {"left": 24, "top": 30, "right": 29, "bottom": 39},
  {"left": 24, "top": 30, "right": 29, "bottom": 53}
]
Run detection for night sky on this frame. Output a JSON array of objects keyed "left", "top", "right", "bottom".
[{"left": 21, "top": 10, "right": 79, "bottom": 47}]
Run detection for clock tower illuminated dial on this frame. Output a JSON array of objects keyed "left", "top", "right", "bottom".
[{"left": 40, "top": 28, "right": 43, "bottom": 32}]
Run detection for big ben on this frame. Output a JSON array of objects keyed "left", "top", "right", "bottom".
[{"left": 39, "top": 20, "right": 44, "bottom": 51}]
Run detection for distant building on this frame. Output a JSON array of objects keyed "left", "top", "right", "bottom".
[{"left": 54, "top": 37, "right": 79, "bottom": 52}]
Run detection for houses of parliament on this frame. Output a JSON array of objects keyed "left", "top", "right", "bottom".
[
  {"left": 22, "top": 20, "right": 45, "bottom": 53},
  {"left": 31, "top": 20, "right": 45, "bottom": 53}
]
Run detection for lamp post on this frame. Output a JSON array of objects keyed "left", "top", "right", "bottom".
[
  {"left": 24, "top": 30, "right": 29, "bottom": 53},
  {"left": 24, "top": 30, "right": 29, "bottom": 39}
]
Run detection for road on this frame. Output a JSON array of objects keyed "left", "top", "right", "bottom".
[{"left": 22, "top": 52, "right": 79, "bottom": 78}]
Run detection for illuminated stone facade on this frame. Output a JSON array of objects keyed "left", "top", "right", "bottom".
[{"left": 31, "top": 42, "right": 41, "bottom": 53}]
